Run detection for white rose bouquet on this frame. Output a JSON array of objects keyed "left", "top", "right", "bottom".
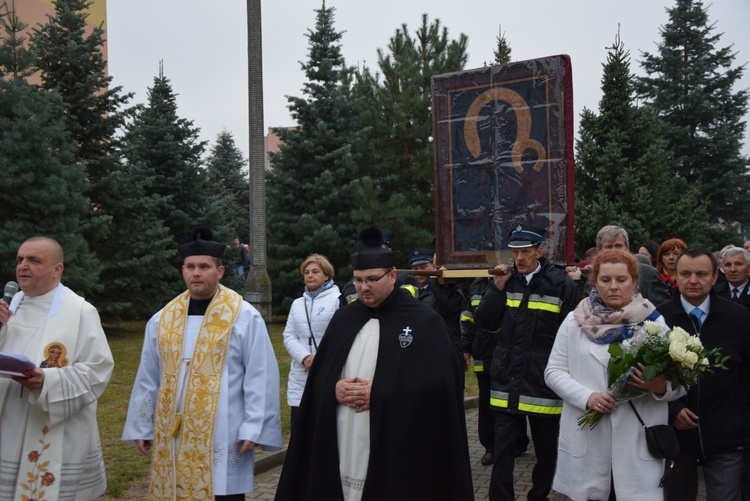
[{"left": 578, "top": 321, "right": 727, "bottom": 429}]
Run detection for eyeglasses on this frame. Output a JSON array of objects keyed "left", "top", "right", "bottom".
[{"left": 352, "top": 269, "right": 391, "bottom": 286}]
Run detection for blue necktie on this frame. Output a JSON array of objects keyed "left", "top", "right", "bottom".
[
  {"left": 690, "top": 307, "right": 703, "bottom": 328},
  {"left": 732, "top": 288, "right": 740, "bottom": 302}
]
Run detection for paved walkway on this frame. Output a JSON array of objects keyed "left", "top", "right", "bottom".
[{"left": 248, "top": 400, "right": 706, "bottom": 500}]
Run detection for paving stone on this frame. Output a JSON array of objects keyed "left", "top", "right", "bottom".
[{"left": 247, "top": 404, "right": 706, "bottom": 500}]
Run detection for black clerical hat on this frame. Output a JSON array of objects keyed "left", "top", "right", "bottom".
[
  {"left": 350, "top": 227, "right": 395, "bottom": 270},
  {"left": 178, "top": 227, "right": 226, "bottom": 259}
]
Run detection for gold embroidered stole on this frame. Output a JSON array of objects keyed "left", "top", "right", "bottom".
[
  {"left": 149, "top": 286, "right": 242, "bottom": 500},
  {"left": 15, "top": 285, "right": 82, "bottom": 501}
]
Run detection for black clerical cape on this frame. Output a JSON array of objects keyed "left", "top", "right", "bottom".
[{"left": 275, "top": 288, "right": 473, "bottom": 500}]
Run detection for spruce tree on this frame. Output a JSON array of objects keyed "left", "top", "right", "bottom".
[
  {"left": 354, "top": 15, "right": 468, "bottom": 258},
  {"left": 90, "top": 157, "right": 176, "bottom": 320},
  {"left": 206, "top": 130, "right": 250, "bottom": 241},
  {"left": 575, "top": 33, "right": 706, "bottom": 253},
  {"left": 122, "top": 71, "right": 210, "bottom": 246},
  {"left": 638, "top": 0, "right": 749, "bottom": 245},
  {"left": 0, "top": 2, "right": 99, "bottom": 293},
  {"left": 204, "top": 130, "right": 250, "bottom": 293},
  {"left": 0, "top": 0, "right": 33, "bottom": 78},
  {"left": 31, "top": 0, "right": 130, "bottom": 179},
  {"left": 29, "top": 0, "right": 179, "bottom": 320},
  {"left": 266, "top": 3, "right": 368, "bottom": 313},
  {"left": 485, "top": 25, "right": 512, "bottom": 66},
  {"left": 492, "top": 27, "right": 512, "bottom": 65}
]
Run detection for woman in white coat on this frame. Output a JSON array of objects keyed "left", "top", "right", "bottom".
[
  {"left": 283, "top": 254, "right": 340, "bottom": 430},
  {"left": 544, "top": 250, "right": 684, "bottom": 501}
]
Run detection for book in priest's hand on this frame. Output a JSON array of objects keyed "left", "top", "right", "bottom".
[{"left": 0, "top": 352, "right": 34, "bottom": 378}]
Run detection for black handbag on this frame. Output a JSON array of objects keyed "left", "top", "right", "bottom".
[
  {"left": 628, "top": 401, "right": 679, "bottom": 459},
  {"left": 629, "top": 401, "right": 680, "bottom": 487}
]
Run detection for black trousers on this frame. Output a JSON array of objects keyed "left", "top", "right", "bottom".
[
  {"left": 489, "top": 410, "right": 559, "bottom": 501},
  {"left": 662, "top": 454, "right": 698, "bottom": 501},
  {"left": 290, "top": 405, "right": 300, "bottom": 432},
  {"left": 476, "top": 372, "right": 495, "bottom": 453}
]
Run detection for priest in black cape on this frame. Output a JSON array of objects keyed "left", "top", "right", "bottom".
[{"left": 275, "top": 228, "right": 473, "bottom": 501}]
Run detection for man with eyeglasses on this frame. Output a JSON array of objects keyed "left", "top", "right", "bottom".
[
  {"left": 337, "top": 228, "right": 418, "bottom": 307},
  {"left": 276, "top": 227, "right": 473, "bottom": 501}
]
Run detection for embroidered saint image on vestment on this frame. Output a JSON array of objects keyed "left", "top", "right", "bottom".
[{"left": 39, "top": 342, "right": 68, "bottom": 368}]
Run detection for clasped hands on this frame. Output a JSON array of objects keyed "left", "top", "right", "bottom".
[{"left": 336, "top": 377, "right": 371, "bottom": 413}]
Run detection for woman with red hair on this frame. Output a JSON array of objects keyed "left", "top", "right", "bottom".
[
  {"left": 545, "top": 250, "right": 684, "bottom": 500},
  {"left": 656, "top": 238, "right": 687, "bottom": 294}
]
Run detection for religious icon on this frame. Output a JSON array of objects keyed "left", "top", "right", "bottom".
[
  {"left": 40, "top": 342, "right": 68, "bottom": 368},
  {"left": 432, "top": 55, "right": 575, "bottom": 266}
]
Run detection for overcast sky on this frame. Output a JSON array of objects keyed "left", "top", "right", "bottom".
[{"left": 106, "top": 0, "right": 750, "bottom": 159}]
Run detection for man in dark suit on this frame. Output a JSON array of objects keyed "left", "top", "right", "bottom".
[
  {"left": 658, "top": 247, "right": 750, "bottom": 501},
  {"left": 714, "top": 247, "right": 750, "bottom": 308},
  {"left": 714, "top": 246, "right": 750, "bottom": 501}
]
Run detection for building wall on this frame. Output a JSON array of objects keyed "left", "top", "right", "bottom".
[
  {"left": 15, "top": 0, "right": 108, "bottom": 78},
  {"left": 264, "top": 126, "right": 297, "bottom": 171}
]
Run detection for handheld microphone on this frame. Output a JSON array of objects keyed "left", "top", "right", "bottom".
[
  {"left": 1, "top": 281, "right": 18, "bottom": 327},
  {"left": 2, "top": 281, "right": 18, "bottom": 305}
]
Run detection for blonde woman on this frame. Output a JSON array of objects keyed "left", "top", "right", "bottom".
[{"left": 282, "top": 254, "right": 339, "bottom": 429}]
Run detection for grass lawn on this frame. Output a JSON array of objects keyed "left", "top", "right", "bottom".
[{"left": 97, "top": 318, "right": 477, "bottom": 497}]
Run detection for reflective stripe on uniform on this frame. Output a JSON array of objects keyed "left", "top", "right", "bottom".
[
  {"left": 473, "top": 360, "right": 484, "bottom": 372},
  {"left": 505, "top": 292, "right": 562, "bottom": 313},
  {"left": 470, "top": 294, "right": 482, "bottom": 308},
  {"left": 518, "top": 395, "right": 563, "bottom": 415},
  {"left": 489, "top": 390, "right": 509, "bottom": 408},
  {"left": 460, "top": 310, "right": 474, "bottom": 324},
  {"left": 489, "top": 392, "right": 562, "bottom": 414}
]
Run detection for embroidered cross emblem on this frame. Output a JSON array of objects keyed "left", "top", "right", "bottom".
[{"left": 399, "top": 326, "right": 413, "bottom": 348}]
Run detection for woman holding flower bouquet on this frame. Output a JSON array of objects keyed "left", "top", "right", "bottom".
[{"left": 545, "top": 250, "right": 685, "bottom": 500}]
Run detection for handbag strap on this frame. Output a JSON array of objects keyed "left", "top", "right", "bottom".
[
  {"left": 628, "top": 401, "right": 647, "bottom": 428},
  {"left": 304, "top": 297, "right": 319, "bottom": 352}
]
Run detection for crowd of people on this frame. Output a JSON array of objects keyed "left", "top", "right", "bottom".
[{"left": 0, "top": 226, "right": 748, "bottom": 500}]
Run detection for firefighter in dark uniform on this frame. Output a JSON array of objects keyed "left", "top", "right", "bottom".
[
  {"left": 475, "top": 224, "right": 581, "bottom": 501},
  {"left": 407, "top": 248, "right": 464, "bottom": 353},
  {"left": 461, "top": 277, "right": 530, "bottom": 467}
]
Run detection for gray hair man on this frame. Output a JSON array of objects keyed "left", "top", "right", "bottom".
[
  {"left": 595, "top": 225, "right": 671, "bottom": 305},
  {"left": 714, "top": 247, "right": 750, "bottom": 308}
]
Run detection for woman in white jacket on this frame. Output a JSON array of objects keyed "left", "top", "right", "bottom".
[
  {"left": 283, "top": 254, "right": 340, "bottom": 429},
  {"left": 544, "top": 250, "right": 684, "bottom": 501}
]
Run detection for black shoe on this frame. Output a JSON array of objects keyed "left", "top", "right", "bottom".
[{"left": 480, "top": 452, "right": 493, "bottom": 466}]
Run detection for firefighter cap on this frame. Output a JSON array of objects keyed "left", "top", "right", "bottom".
[{"left": 508, "top": 224, "right": 546, "bottom": 248}]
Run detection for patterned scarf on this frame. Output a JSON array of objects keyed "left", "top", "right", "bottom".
[
  {"left": 660, "top": 272, "right": 678, "bottom": 292},
  {"left": 573, "top": 288, "right": 658, "bottom": 344},
  {"left": 306, "top": 278, "right": 335, "bottom": 298}
]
